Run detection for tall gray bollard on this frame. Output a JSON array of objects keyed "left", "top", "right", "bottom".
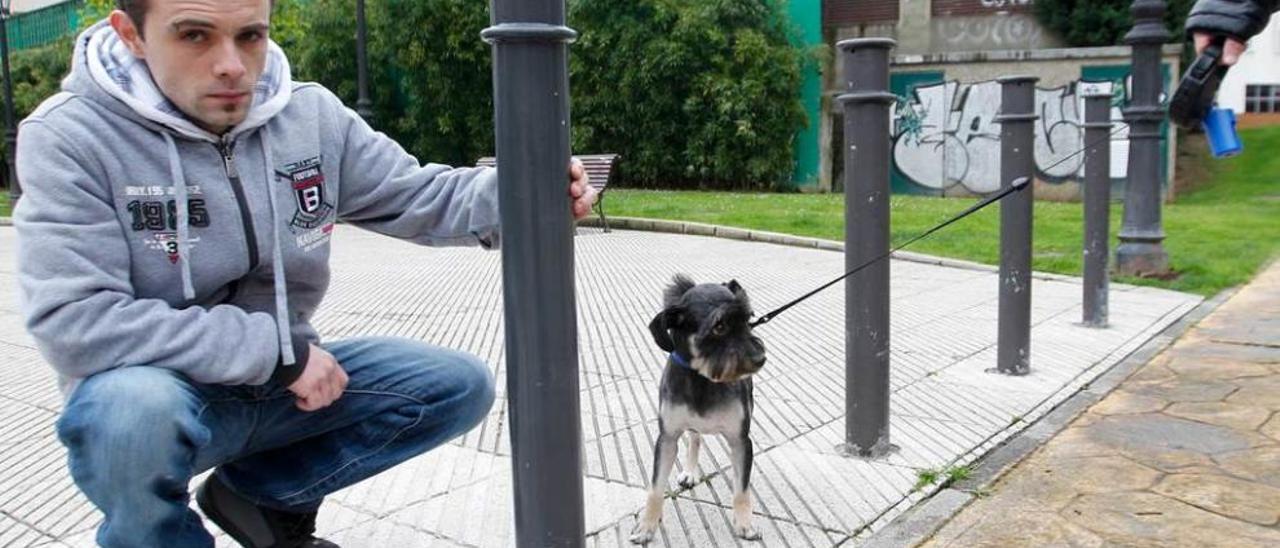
[
  {"left": 995, "top": 76, "right": 1038, "bottom": 376},
  {"left": 482, "top": 2, "right": 585, "bottom": 545},
  {"left": 1116, "top": 0, "right": 1171, "bottom": 277},
  {"left": 836, "top": 38, "right": 897, "bottom": 458},
  {"left": 1082, "top": 87, "right": 1113, "bottom": 327}
]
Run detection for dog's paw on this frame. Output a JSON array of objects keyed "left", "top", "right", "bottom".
[
  {"left": 629, "top": 524, "right": 657, "bottom": 545},
  {"left": 676, "top": 470, "right": 702, "bottom": 489},
  {"left": 733, "top": 523, "right": 761, "bottom": 541}
]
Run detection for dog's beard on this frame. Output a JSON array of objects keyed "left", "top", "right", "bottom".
[
  {"left": 690, "top": 355, "right": 757, "bottom": 383},
  {"left": 688, "top": 335, "right": 763, "bottom": 383}
]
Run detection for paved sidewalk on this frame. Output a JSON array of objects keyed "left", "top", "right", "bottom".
[
  {"left": 922, "top": 261, "right": 1280, "bottom": 547},
  {"left": 0, "top": 225, "right": 1200, "bottom": 547}
]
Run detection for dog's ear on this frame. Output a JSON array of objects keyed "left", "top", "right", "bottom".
[
  {"left": 664, "top": 275, "right": 696, "bottom": 308},
  {"left": 648, "top": 307, "right": 680, "bottom": 352},
  {"left": 725, "top": 279, "right": 751, "bottom": 309}
]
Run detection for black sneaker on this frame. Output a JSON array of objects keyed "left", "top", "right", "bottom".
[{"left": 196, "top": 474, "right": 340, "bottom": 548}]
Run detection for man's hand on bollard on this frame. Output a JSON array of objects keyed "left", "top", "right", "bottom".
[{"left": 569, "top": 158, "right": 597, "bottom": 220}]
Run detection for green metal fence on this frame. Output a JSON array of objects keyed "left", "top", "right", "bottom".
[{"left": 7, "top": 1, "right": 83, "bottom": 52}]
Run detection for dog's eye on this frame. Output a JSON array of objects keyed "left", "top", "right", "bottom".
[{"left": 712, "top": 323, "right": 728, "bottom": 336}]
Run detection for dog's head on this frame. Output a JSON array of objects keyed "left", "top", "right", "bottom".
[{"left": 648, "top": 274, "right": 767, "bottom": 382}]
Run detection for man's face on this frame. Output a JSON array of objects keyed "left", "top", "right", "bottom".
[{"left": 111, "top": 0, "right": 272, "bottom": 135}]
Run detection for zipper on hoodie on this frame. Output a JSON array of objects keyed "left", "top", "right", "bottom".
[{"left": 217, "top": 138, "right": 261, "bottom": 273}]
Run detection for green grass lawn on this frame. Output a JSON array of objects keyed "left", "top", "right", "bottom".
[
  {"left": 0, "top": 190, "right": 8, "bottom": 218},
  {"left": 607, "top": 126, "right": 1280, "bottom": 296}
]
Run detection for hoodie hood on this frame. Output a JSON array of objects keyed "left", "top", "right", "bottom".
[{"left": 66, "top": 19, "right": 293, "bottom": 143}]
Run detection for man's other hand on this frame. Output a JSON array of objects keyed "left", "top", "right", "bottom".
[
  {"left": 569, "top": 158, "right": 598, "bottom": 220},
  {"left": 288, "top": 344, "right": 349, "bottom": 411},
  {"left": 1194, "top": 32, "right": 1248, "bottom": 65}
]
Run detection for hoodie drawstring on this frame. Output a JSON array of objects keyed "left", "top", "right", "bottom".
[
  {"left": 163, "top": 133, "right": 196, "bottom": 301},
  {"left": 259, "top": 126, "right": 296, "bottom": 366},
  {"left": 163, "top": 130, "right": 295, "bottom": 367}
]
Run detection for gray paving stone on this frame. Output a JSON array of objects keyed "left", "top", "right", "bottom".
[
  {"left": 325, "top": 444, "right": 504, "bottom": 518},
  {"left": 1087, "top": 414, "right": 1255, "bottom": 456},
  {"left": 590, "top": 497, "right": 847, "bottom": 547},
  {"left": 683, "top": 444, "right": 917, "bottom": 532},
  {"left": 382, "top": 470, "right": 648, "bottom": 547},
  {"left": 311, "top": 518, "right": 471, "bottom": 547}
]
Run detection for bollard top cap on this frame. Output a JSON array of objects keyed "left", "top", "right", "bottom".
[
  {"left": 481, "top": 23, "right": 578, "bottom": 44},
  {"left": 836, "top": 38, "right": 897, "bottom": 51},
  {"left": 996, "top": 75, "right": 1040, "bottom": 84},
  {"left": 836, "top": 91, "right": 897, "bottom": 104}
]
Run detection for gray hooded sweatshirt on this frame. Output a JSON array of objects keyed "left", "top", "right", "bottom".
[{"left": 14, "top": 21, "right": 500, "bottom": 399}]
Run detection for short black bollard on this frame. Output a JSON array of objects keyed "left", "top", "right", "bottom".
[
  {"left": 482, "top": 1, "right": 585, "bottom": 545},
  {"left": 995, "top": 76, "right": 1038, "bottom": 376},
  {"left": 1082, "top": 86, "right": 1113, "bottom": 328},
  {"left": 835, "top": 38, "right": 897, "bottom": 458}
]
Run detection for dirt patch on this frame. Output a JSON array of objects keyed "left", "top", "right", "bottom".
[{"left": 1173, "top": 132, "right": 1214, "bottom": 199}]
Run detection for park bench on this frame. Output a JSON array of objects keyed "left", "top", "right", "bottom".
[{"left": 475, "top": 153, "right": 619, "bottom": 232}]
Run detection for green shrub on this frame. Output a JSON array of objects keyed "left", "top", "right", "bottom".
[
  {"left": 294, "top": 0, "right": 811, "bottom": 189},
  {"left": 0, "top": 39, "right": 73, "bottom": 166},
  {"left": 292, "top": 0, "right": 495, "bottom": 169},
  {"left": 1033, "top": 0, "right": 1194, "bottom": 47},
  {"left": 570, "top": 0, "right": 810, "bottom": 189}
]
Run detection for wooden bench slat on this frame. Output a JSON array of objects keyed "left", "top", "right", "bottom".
[{"left": 473, "top": 154, "right": 618, "bottom": 232}]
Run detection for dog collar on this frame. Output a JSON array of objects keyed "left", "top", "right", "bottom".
[{"left": 669, "top": 352, "right": 694, "bottom": 370}]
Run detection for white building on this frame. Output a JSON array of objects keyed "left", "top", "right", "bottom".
[{"left": 1218, "top": 13, "right": 1280, "bottom": 124}]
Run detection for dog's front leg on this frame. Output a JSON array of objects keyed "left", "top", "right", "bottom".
[
  {"left": 676, "top": 432, "right": 703, "bottom": 488},
  {"left": 727, "top": 436, "right": 760, "bottom": 540},
  {"left": 630, "top": 429, "right": 680, "bottom": 544}
]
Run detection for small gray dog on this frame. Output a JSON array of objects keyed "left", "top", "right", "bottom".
[{"left": 630, "top": 275, "right": 767, "bottom": 544}]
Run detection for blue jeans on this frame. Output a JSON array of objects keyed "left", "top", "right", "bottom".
[{"left": 55, "top": 336, "right": 496, "bottom": 548}]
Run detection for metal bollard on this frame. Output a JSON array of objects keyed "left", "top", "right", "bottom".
[
  {"left": 1115, "top": 0, "right": 1171, "bottom": 277},
  {"left": 995, "top": 76, "right": 1038, "bottom": 376},
  {"left": 835, "top": 38, "right": 897, "bottom": 458},
  {"left": 482, "top": 1, "right": 585, "bottom": 545},
  {"left": 1082, "top": 87, "right": 1113, "bottom": 327}
]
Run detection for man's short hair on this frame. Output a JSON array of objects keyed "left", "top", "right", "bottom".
[{"left": 115, "top": 0, "right": 274, "bottom": 37}]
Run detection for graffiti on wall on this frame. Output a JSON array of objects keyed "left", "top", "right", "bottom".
[
  {"left": 892, "top": 79, "right": 1130, "bottom": 195},
  {"left": 978, "top": 0, "right": 1032, "bottom": 8},
  {"left": 934, "top": 15, "right": 1044, "bottom": 48}
]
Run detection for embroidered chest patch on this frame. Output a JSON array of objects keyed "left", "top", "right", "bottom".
[{"left": 278, "top": 155, "right": 334, "bottom": 231}]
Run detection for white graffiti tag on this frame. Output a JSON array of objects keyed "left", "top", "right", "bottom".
[
  {"left": 892, "top": 79, "right": 1130, "bottom": 195},
  {"left": 979, "top": 0, "right": 1032, "bottom": 8}
]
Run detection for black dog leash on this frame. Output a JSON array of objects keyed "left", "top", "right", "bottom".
[{"left": 751, "top": 124, "right": 1128, "bottom": 329}]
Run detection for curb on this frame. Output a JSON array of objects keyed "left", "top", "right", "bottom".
[
  {"left": 859, "top": 284, "right": 1239, "bottom": 548},
  {"left": 581, "top": 216, "right": 1082, "bottom": 282},
  {"left": 0, "top": 217, "right": 10, "bottom": 227}
]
